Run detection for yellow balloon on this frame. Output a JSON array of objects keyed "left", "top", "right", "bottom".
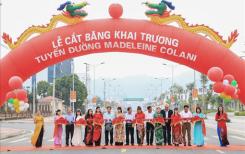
[
  {"left": 13, "top": 99, "right": 20, "bottom": 106},
  {"left": 220, "top": 93, "right": 225, "bottom": 97},
  {"left": 16, "top": 108, "right": 20, "bottom": 113},
  {"left": 13, "top": 103, "right": 18, "bottom": 108},
  {"left": 14, "top": 98, "right": 19, "bottom": 103}
]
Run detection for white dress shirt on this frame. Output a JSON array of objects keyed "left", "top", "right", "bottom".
[
  {"left": 165, "top": 110, "right": 169, "bottom": 118},
  {"left": 145, "top": 111, "right": 154, "bottom": 120},
  {"left": 180, "top": 110, "right": 193, "bottom": 123},
  {"left": 125, "top": 112, "right": 135, "bottom": 123},
  {"left": 103, "top": 112, "right": 115, "bottom": 123}
]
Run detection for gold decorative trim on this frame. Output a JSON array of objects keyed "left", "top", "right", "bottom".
[
  {"left": 2, "top": 14, "right": 83, "bottom": 50},
  {"left": 148, "top": 15, "right": 238, "bottom": 48}
]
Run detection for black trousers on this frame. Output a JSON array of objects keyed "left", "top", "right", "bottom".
[
  {"left": 65, "top": 124, "right": 74, "bottom": 146},
  {"left": 105, "top": 124, "right": 113, "bottom": 145},
  {"left": 146, "top": 122, "right": 154, "bottom": 145},
  {"left": 35, "top": 126, "right": 44, "bottom": 147},
  {"left": 126, "top": 123, "right": 134, "bottom": 145},
  {"left": 163, "top": 124, "right": 171, "bottom": 144}
]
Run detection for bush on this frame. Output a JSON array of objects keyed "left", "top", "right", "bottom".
[{"left": 234, "top": 111, "right": 245, "bottom": 116}]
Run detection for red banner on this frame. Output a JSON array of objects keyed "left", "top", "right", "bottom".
[{"left": 0, "top": 18, "right": 245, "bottom": 106}]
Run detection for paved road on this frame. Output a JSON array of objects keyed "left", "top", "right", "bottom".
[
  {"left": 1, "top": 148, "right": 245, "bottom": 154},
  {"left": 0, "top": 113, "right": 244, "bottom": 154}
]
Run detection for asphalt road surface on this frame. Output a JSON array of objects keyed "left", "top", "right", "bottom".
[{"left": 0, "top": 114, "right": 245, "bottom": 154}]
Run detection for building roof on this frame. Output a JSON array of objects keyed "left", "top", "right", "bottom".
[{"left": 38, "top": 96, "right": 64, "bottom": 104}]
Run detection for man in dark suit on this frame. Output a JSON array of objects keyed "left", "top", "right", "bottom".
[{"left": 161, "top": 103, "right": 173, "bottom": 145}]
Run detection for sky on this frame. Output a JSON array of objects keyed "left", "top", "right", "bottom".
[{"left": 1, "top": 0, "right": 245, "bottom": 99}]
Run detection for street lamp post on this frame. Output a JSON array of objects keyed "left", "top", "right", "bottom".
[
  {"left": 52, "top": 64, "right": 56, "bottom": 115},
  {"left": 102, "top": 78, "right": 116, "bottom": 101},
  {"left": 72, "top": 60, "right": 75, "bottom": 113},
  {"left": 32, "top": 75, "right": 37, "bottom": 115},
  {"left": 84, "top": 62, "right": 105, "bottom": 97},
  {"left": 154, "top": 77, "right": 168, "bottom": 97},
  {"left": 162, "top": 63, "right": 174, "bottom": 89}
]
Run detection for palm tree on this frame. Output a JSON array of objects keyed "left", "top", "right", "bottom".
[
  {"left": 186, "top": 82, "right": 194, "bottom": 91},
  {"left": 186, "top": 82, "right": 195, "bottom": 108},
  {"left": 170, "top": 83, "right": 184, "bottom": 105}
]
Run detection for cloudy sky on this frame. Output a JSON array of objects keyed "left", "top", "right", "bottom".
[{"left": 1, "top": 0, "right": 245, "bottom": 99}]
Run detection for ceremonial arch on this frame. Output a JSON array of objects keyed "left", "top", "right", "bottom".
[{"left": 0, "top": 2, "right": 245, "bottom": 107}]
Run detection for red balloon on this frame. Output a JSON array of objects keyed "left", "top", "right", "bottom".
[
  {"left": 213, "top": 82, "right": 225, "bottom": 93},
  {"left": 8, "top": 76, "right": 23, "bottom": 90},
  {"left": 232, "top": 94, "right": 239, "bottom": 99},
  {"left": 16, "top": 89, "right": 27, "bottom": 101},
  {"left": 5, "top": 91, "right": 16, "bottom": 100},
  {"left": 109, "top": 3, "right": 123, "bottom": 19},
  {"left": 223, "top": 74, "right": 235, "bottom": 84},
  {"left": 24, "top": 98, "right": 29, "bottom": 103},
  {"left": 236, "top": 89, "right": 241, "bottom": 95},
  {"left": 224, "top": 85, "right": 236, "bottom": 96},
  {"left": 207, "top": 67, "right": 224, "bottom": 82}
]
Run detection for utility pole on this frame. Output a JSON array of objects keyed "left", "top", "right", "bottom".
[
  {"left": 84, "top": 62, "right": 105, "bottom": 97},
  {"left": 102, "top": 78, "right": 116, "bottom": 102},
  {"left": 32, "top": 75, "right": 36, "bottom": 115},
  {"left": 52, "top": 65, "right": 56, "bottom": 115},
  {"left": 103, "top": 79, "right": 106, "bottom": 101},
  {"left": 72, "top": 60, "right": 75, "bottom": 113}
]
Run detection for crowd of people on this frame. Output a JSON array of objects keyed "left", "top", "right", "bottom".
[{"left": 31, "top": 104, "right": 230, "bottom": 148}]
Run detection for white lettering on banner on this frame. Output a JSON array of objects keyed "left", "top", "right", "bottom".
[
  {"left": 140, "top": 32, "right": 179, "bottom": 47},
  {"left": 34, "top": 30, "right": 198, "bottom": 64},
  {"left": 85, "top": 31, "right": 111, "bottom": 41},
  {"left": 35, "top": 48, "right": 66, "bottom": 63},
  {"left": 65, "top": 33, "right": 82, "bottom": 45},
  {"left": 104, "top": 41, "right": 157, "bottom": 52},
  {"left": 68, "top": 42, "right": 101, "bottom": 53},
  {"left": 160, "top": 46, "right": 197, "bottom": 62},
  {"left": 114, "top": 31, "right": 137, "bottom": 40}
]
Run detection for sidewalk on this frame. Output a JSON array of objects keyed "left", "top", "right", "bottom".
[{"left": 0, "top": 127, "right": 26, "bottom": 140}]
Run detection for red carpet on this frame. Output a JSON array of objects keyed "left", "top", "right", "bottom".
[{"left": 1, "top": 145, "right": 245, "bottom": 152}]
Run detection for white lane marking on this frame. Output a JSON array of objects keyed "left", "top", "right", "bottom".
[
  {"left": 212, "top": 136, "right": 219, "bottom": 139},
  {"left": 9, "top": 137, "right": 28, "bottom": 143},
  {"left": 216, "top": 150, "right": 225, "bottom": 154},
  {"left": 48, "top": 138, "right": 54, "bottom": 142},
  {"left": 230, "top": 135, "right": 245, "bottom": 141},
  {"left": 0, "top": 132, "right": 32, "bottom": 142},
  {"left": 205, "top": 123, "right": 245, "bottom": 137}
]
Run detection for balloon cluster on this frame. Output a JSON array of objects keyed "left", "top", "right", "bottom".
[
  {"left": 207, "top": 67, "right": 240, "bottom": 103},
  {"left": 5, "top": 76, "right": 29, "bottom": 113}
]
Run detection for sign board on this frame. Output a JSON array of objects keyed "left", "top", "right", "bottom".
[
  {"left": 123, "top": 98, "right": 144, "bottom": 101},
  {"left": 70, "top": 91, "right": 76, "bottom": 102},
  {"left": 92, "top": 96, "right": 97, "bottom": 104},
  {"left": 192, "top": 88, "right": 198, "bottom": 101}
]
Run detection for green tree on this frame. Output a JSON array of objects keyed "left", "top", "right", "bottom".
[
  {"left": 186, "top": 82, "right": 195, "bottom": 106},
  {"left": 200, "top": 74, "right": 208, "bottom": 111},
  {"left": 170, "top": 83, "right": 184, "bottom": 104},
  {"left": 48, "top": 74, "right": 87, "bottom": 110},
  {"left": 170, "top": 83, "right": 184, "bottom": 94},
  {"left": 206, "top": 84, "right": 213, "bottom": 108},
  {"left": 37, "top": 81, "right": 50, "bottom": 97}
]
